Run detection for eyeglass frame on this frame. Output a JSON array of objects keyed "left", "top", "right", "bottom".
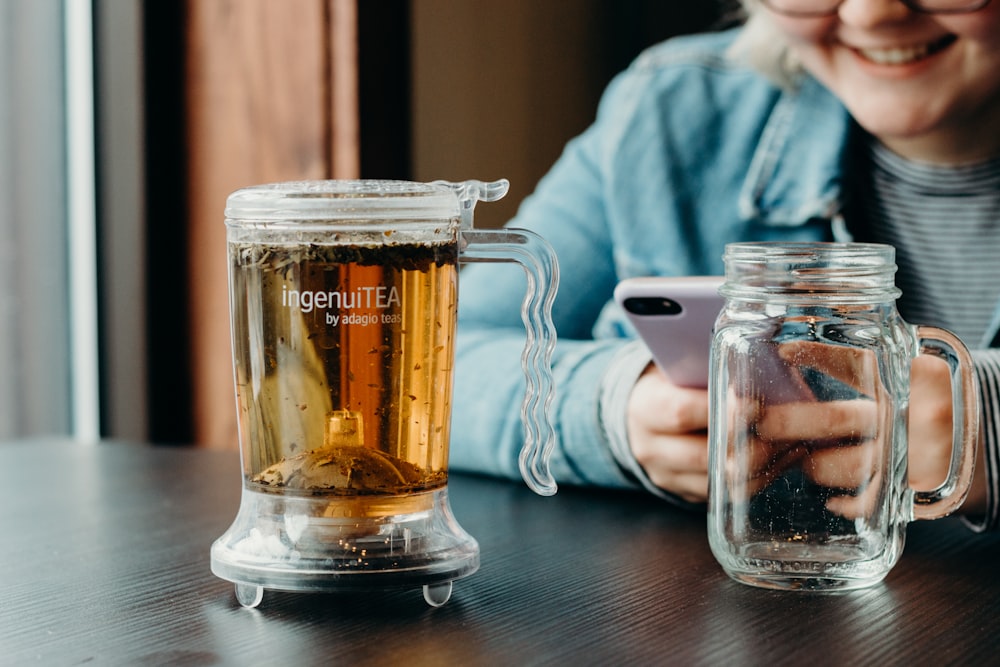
[{"left": 758, "top": 0, "right": 992, "bottom": 18}]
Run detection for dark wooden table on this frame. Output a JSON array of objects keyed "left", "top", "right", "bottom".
[{"left": 3, "top": 439, "right": 999, "bottom": 666}]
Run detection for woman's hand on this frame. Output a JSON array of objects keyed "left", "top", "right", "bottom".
[
  {"left": 748, "top": 343, "right": 983, "bottom": 518},
  {"left": 626, "top": 365, "right": 710, "bottom": 503},
  {"left": 627, "top": 345, "right": 987, "bottom": 518},
  {"left": 906, "top": 354, "right": 957, "bottom": 492}
]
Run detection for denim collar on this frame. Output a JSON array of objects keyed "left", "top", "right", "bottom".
[
  {"left": 739, "top": 75, "right": 852, "bottom": 227},
  {"left": 737, "top": 79, "right": 1000, "bottom": 346}
]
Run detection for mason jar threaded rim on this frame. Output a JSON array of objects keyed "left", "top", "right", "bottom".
[{"left": 720, "top": 242, "right": 902, "bottom": 304}]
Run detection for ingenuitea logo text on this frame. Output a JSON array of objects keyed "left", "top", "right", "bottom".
[{"left": 282, "top": 284, "right": 401, "bottom": 313}]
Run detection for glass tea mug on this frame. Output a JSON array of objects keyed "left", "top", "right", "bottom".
[
  {"left": 708, "top": 242, "right": 978, "bottom": 591},
  {"left": 210, "top": 179, "right": 559, "bottom": 607}
]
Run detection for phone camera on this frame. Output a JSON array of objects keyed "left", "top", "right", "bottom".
[{"left": 623, "top": 297, "right": 683, "bottom": 316}]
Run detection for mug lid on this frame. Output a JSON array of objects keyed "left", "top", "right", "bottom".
[{"left": 225, "top": 180, "right": 462, "bottom": 222}]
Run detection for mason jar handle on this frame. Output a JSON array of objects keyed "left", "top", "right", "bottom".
[
  {"left": 911, "top": 325, "right": 979, "bottom": 520},
  {"left": 460, "top": 228, "right": 559, "bottom": 496}
]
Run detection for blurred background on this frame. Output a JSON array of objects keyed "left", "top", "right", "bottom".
[{"left": 1, "top": 0, "right": 728, "bottom": 449}]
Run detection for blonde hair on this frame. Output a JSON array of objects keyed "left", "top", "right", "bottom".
[{"left": 727, "top": 1, "right": 804, "bottom": 88}]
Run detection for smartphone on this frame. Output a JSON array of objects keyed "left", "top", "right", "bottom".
[{"left": 613, "top": 276, "right": 725, "bottom": 389}]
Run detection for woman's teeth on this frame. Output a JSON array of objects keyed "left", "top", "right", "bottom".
[
  {"left": 857, "top": 35, "right": 955, "bottom": 65},
  {"left": 860, "top": 45, "right": 930, "bottom": 64}
]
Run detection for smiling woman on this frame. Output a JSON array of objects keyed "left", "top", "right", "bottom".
[
  {"left": 738, "top": 0, "right": 1000, "bottom": 163},
  {"left": 445, "top": 0, "right": 1000, "bottom": 540}
]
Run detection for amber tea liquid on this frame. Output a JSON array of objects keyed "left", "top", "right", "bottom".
[{"left": 229, "top": 239, "right": 458, "bottom": 510}]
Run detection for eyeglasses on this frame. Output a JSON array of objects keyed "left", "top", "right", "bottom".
[{"left": 759, "top": 0, "right": 992, "bottom": 17}]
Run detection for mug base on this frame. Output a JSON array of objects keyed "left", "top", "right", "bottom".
[
  {"left": 211, "top": 485, "right": 479, "bottom": 606},
  {"left": 713, "top": 539, "right": 898, "bottom": 592},
  {"left": 726, "top": 570, "right": 888, "bottom": 592}
]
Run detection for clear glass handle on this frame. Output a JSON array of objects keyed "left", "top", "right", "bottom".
[
  {"left": 433, "top": 179, "right": 559, "bottom": 496},
  {"left": 911, "top": 325, "right": 979, "bottom": 520},
  {"left": 459, "top": 228, "right": 559, "bottom": 496}
]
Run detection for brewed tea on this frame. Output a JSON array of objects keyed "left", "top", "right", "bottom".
[{"left": 229, "top": 240, "right": 457, "bottom": 501}]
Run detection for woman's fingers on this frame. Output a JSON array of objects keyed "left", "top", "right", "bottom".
[
  {"left": 754, "top": 399, "right": 879, "bottom": 444},
  {"left": 635, "top": 434, "right": 710, "bottom": 503},
  {"left": 629, "top": 367, "right": 710, "bottom": 433},
  {"left": 803, "top": 438, "right": 881, "bottom": 491},
  {"left": 628, "top": 366, "right": 711, "bottom": 503},
  {"left": 726, "top": 386, "right": 883, "bottom": 512}
]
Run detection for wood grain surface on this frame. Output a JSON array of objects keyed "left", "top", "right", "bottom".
[{"left": 2, "top": 440, "right": 998, "bottom": 665}]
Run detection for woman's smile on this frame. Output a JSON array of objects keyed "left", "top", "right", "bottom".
[
  {"left": 766, "top": 2, "right": 1000, "bottom": 162},
  {"left": 853, "top": 33, "right": 957, "bottom": 65}
]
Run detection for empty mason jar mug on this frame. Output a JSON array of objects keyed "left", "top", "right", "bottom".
[{"left": 707, "top": 242, "right": 978, "bottom": 591}]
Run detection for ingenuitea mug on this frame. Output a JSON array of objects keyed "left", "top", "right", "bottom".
[
  {"left": 708, "top": 242, "right": 978, "bottom": 591},
  {"left": 211, "top": 179, "right": 559, "bottom": 607}
]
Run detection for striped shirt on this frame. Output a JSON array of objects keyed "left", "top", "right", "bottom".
[{"left": 849, "top": 140, "right": 1000, "bottom": 531}]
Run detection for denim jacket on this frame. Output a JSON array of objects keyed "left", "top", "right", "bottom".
[{"left": 449, "top": 28, "right": 1000, "bottom": 511}]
